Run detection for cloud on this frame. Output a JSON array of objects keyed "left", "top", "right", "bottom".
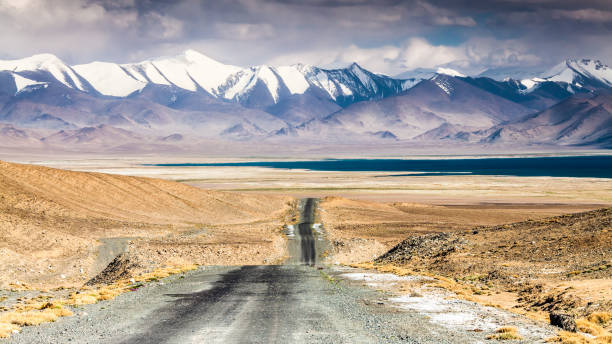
[
  {"left": 0, "top": 0, "right": 610, "bottom": 74},
  {"left": 214, "top": 22, "right": 276, "bottom": 40},
  {"left": 268, "top": 36, "right": 545, "bottom": 77},
  {"left": 552, "top": 9, "right": 612, "bottom": 22},
  {"left": 269, "top": 38, "right": 466, "bottom": 75}
]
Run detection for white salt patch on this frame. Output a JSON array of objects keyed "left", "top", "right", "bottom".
[
  {"left": 429, "top": 312, "right": 476, "bottom": 325},
  {"left": 389, "top": 293, "right": 506, "bottom": 332},
  {"left": 341, "top": 272, "right": 423, "bottom": 282},
  {"left": 388, "top": 295, "right": 448, "bottom": 312}
]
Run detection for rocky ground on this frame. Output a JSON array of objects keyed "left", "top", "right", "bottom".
[
  {"left": 318, "top": 196, "right": 602, "bottom": 266},
  {"left": 375, "top": 208, "right": 612, "bottom": 316}
]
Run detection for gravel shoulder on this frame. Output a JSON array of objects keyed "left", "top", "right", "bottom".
[{"left": 5, "top": 264, "right": 556, "bottom": 344}]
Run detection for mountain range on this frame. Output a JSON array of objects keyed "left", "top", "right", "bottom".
[{"left": 0, "top": 50, "right": 611, "bottom": 152}]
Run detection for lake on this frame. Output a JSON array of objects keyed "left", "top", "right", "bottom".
[{"left": 147, "top": 155, "right": 612, "bottom": 178}]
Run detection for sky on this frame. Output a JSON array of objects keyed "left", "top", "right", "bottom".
[{"left": 1, "top": 0, "right": 612, "bottom": 76}]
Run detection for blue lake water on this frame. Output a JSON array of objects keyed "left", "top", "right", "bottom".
[{"left": 147, "top": 155, "right": 612, "bottom": 178}]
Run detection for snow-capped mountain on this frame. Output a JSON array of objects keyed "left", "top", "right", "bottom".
[
  {"left": 0, "top": 50, "right": 413, "bottom": 124},
  {"left": 72, "top": 50, "right": 242, "bottom": 97},
  {"left": 519, "top": 59, "right": 612, "bottom": 93},
  {"left": 0, "top": 50, "right": 611, "bottom": 151},
  {"left": 0, "top": 54, "right": 93, "bottom": 92},
  {"left": 215, "top": 62, "right": 411, "bottom": 122},
  {"left": 2, "top": 50, "right": 410, "bottom": 101},
  {"left": 274, "top": 73, "right": 534, "bottom": 141}
]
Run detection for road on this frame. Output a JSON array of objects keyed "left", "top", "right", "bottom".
[{"left": 7, "top": 198, "right": 551, "bottom": 344}]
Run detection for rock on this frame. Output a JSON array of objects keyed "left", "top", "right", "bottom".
[
  {"left": 85, "top": 253, "right": 140, "bottom": 286},
  {"left": 375, "top": 232, "right": 467, "bottom": 264},
  {"left": 549, "top": 312, "right": 577, "bottom": 332}
]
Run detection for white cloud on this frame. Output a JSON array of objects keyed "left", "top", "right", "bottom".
[
  {"left": 552, "top": 9, "right": 612, "bottom": 22},
  {"left": 267, "top": 36, "right": 547, "bottom": 77},
  {"left": 214, "top": 22, "right": 276, "bottom": 40},
  {"left": 269, "top": 37, "right": 465, "bottom": 75}
]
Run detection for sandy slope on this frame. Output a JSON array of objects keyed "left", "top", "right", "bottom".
[
  {"left": 0, "top": 160, "right": 293, "bottom": 288},
  {"left": 319, "top": 196, "right": 602, "bottom": 264}
]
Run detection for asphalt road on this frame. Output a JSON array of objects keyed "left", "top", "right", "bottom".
[
  {"left": 7, "top": 198, "right": 551, "bottom": 344},
  {"left": 297, "top": 198, "right": 316, "bottom": 266}
]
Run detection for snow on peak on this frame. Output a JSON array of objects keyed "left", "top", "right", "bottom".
[
  {"left": 541, "top": 58, "right": 612, "bottom": 87},
  {"left": 72, "top": 61, "right": 146, "bottom": 97},
  {"left": 436, "top": 67, "right": 465, "bottom": 78},
  {"left": 220, "top": 65, "right": 283, "bottom": 103},
  {"left": 142, "top": 49, "right": 242, "bottom": 93},
  {"left": 432, "top": 74, "right": 455, "bottom": 96},
  {"left": 253, "top": 65, "right": 281, "bottom": 102},
  {"left": 276, "top": 65, "right": 309, "bottom": 94},
  {"left": 182, "top": 49, "right": 207, "bottom": 60},
  {"left": 349, "top": 62, "right": 365, "bottom": 71},
  {"left": 520, "top": 77, "right": 544, "bottom": 91},
  {"left": 0, "top": 53, "right": 64, "bottom": 70},
  {"left": 0, "top": 53, "right": 85, "bottom": 91},
  {"left": 11, "top": 72, "right": 47, "bottom": 94}
]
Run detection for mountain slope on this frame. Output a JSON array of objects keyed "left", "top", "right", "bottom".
[
  {"left": 0, "top": 54, "right": 94, "bottom": 93},
  {"left": 517, "top": 59, "right": 612, "bottom": 94},
  {"left": 1, "top": 50, "right": 413, "bottom": 126},
  {"left": 481, "top": 91, "right": 612, "bottom": 147},
  {"left": 73, "top": 50, "right": 242, "bottom": 97},
  {"left": 0, "top": 77, "right": 287, "bottom": 141},
  {"left": 458, "top": 76, "right": 581, "bottom": 111},
  {"left": 214, "top": 62, "right": 411, "bottom": 123},
  {"left": 283, "top": 74, "right": 535, "bottom": 141}
]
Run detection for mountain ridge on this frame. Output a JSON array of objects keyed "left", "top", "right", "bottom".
[{"left": 0, "top": 51, "right": 611, "bottom": 151}]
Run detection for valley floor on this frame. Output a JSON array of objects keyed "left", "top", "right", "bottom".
[{"left": 0, "top": 156, "right": 610, "bottom": 342}]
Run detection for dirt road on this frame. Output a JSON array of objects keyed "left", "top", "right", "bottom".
[{"left": 7, "top": 199, "right": 553, "bottom": 343}]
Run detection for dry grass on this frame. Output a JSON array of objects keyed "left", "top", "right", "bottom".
[
  {"left": 350, "top": 262, "right": 414, "bottom": 276},
  {"left": 547, "top": 332, "right": 612, "bottom": 344},
  {"left": 0, "top": 264, "right": 197, "bottom": 339},
  {"left": 0, "top": 303, "right": 74, "bottom": 338},
  {"left": 486, "top": 326, "right": 523, "bottom": 340},
  {"left": 65, "top": 264, "right": 198, "bottom": 307},
  {"left": 132, "top": 265, "right": 198, "bottom": 283},
  {"left": 0, "top": 323, "right": 20, "bottom": 338},
  {"left": 577, "top": 319, "right": 608, "bottom": 337},
  {"left": 546, "top": 314, "right": 612, "bottom": 344},
  {"left": 351, "top": 262, "right": 482, "bottom": 301},
  {"left": 588, "top": 312, "right": 612, "bottom": 327}
]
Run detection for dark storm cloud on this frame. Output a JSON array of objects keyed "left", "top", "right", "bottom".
[{"left": 0, "top": 0, "right": 611, "bottom": 75}]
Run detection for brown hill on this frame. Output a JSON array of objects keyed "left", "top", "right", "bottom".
[
  {"left": 376, "top": 207, "right": 612, "bottom": 316},
  {"left": 0, "top": 160, "right": 293, "bottom": 288}
]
